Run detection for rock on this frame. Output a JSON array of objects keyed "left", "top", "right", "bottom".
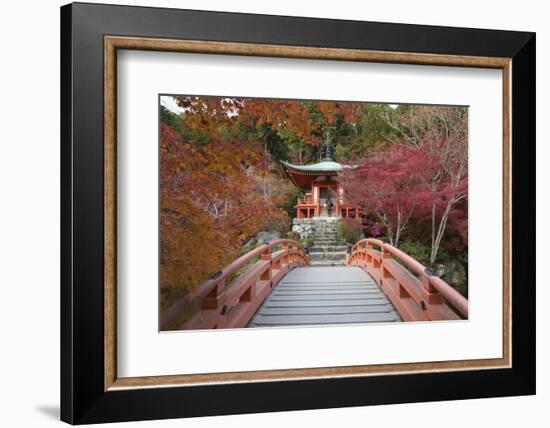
[
  {"left": 448, "top": 262, "right": 467, "bottom": 297},
  {"left": 255, "top": 231, "right": 281, "bottom": 245},
  {"left": 434, "top": 263, "right": 447, "bottom": 277},
  {"left": 243, "top": 238, "right": 257, "bottom": 247},
  {"left": 292, "top": 217, "right": 339, "bottom": 240},
  {"left": 434, "top": 261, "right": 467, "bottom": 297}
]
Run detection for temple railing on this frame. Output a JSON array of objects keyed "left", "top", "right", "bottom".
[
  {"left": 347, "top": 238, "right": 468, "bottom": 321},
  {"left": 161, "top": 239, "right": 309, "bottom": 330},
  {"left": 297, "top": 194, "right": 314, "bottom": 205}
]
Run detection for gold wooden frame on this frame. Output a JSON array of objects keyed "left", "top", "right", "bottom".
[{"left": 104, "top": 36, "right": 512, "bottom": 391}]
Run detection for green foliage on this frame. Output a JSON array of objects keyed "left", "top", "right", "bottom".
[
  {"left": 399, "top": 240, "right": 450, "bottom": 266},
  {"left": 160, "top": 105, "right": 187, "bottom": 138},
  {"left": 160, "top": 105, "right": 179, "bottom": 127},
  {"left": 286, "top": 230, "right": 301, "bottom": 241},
  {"left": 398, "top": 240, "right": 431, "bottom": 266},
  {"left": 337, "top": 219, "right": 364, "bottom": 244},
  {"left": 335, "top": 104, "right": 399, "bottom": 160},
  {"left": 305, "top": 236, "right": 314, "bottom": 248},
  {"left": 261, "top": 125, "right": 291, "bottom": 162},
  {"left": 160, "top": 105, "right": 213, "bottom": 144},
  {"left": 238, "top": 239, "right": 258, "bottom": 256},
  {"left": 279, "top": 186, "right": 302, "bottom": 220},
  {"left": 276, "top": 128, "right": 311, "bottom": 164}
]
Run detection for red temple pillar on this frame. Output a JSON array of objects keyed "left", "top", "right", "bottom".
[{"left": 313, "top": 185, "right": 319, "bottom": 217}]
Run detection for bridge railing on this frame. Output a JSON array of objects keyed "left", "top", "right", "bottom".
[
  {"left": 347, "top": 238, "right": 468, "bottom": 321},
  {"left": 161, "top": 239, "right": 309, "bottom": 330}
]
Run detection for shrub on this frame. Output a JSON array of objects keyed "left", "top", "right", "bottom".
[
  {"left": 337, "top": 219, "right": 364, "bottom": 244},
  {"left": 238, "top": 238, "right": 258, "bottom": 256},
  {"left": 286, "top": 230, "right": 301, "bottom": 242},
  {"left": 398, "top": 240, "right": 431, "bottom": 266},
  {"left": 262, "top": 210, "right": 291, "bottom": 236},
  {"left": 399, "top": 240, "right": 450, "bottom": 266}
]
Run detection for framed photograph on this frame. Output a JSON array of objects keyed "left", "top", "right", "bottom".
[{"left": 61, "top": 2, "right": 535, "bottom": 424}]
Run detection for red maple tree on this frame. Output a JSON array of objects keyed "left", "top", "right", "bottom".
[
  {"left": 343, "top": 133, "right": 467, "bottom": 263},
  {"left": 343, "top": 143, "right": 422, "bottom": 247}
]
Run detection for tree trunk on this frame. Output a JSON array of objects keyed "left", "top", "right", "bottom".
[
  {"left": 430, "top": 200, "right": 453, "bottom": 265},
  {"left": 394, "top": 210, "right": 402, "bottom": 248}
]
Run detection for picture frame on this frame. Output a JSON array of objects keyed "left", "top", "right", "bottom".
[{"left": 60, "top": 2, "right": 535, "bottom": 424}]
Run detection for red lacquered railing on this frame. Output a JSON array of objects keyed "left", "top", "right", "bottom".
[
  {"left": 161, "top": 239, "right": 309, "bottom": 330},
  {"left": 347, "top": 238, "right": 468, "bottom": 321},
  {"left": 297, "top": 194, "right": 313, "bottom": 205}
]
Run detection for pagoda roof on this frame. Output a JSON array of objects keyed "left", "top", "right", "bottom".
[
  {"left": 280, "top": 159, "right": 350, "bottom": 174},
  {"left": 281, "top": 159, "right": 355, "bottom": 189}
]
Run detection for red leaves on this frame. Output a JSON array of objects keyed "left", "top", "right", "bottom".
[
  {"left": 343, "top": 144, "right": 420, "bottom": 245},
  {"left": 342, "top": 132, "right": 468, "bottom": 248}
]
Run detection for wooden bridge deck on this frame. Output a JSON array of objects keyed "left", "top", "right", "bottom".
[{"left": 247, "top": 266, "right": 402, "bottom": 327}]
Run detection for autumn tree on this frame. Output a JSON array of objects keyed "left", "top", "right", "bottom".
[
  {"left": 174, "top": 96, "right": 364, "bottom": 162},
  {"left": 334, "top": 104, "right": 400, "bottom": 160},
  {"left": 343, "top": 105, "right": 468, "bottom": 263},
  {"left": 385, "top": 106, "right": 468, "bottom": 264},
  {"left": 159, "top": 97, "right": 468, "bottom": 311},
  {"left": 415, "top": 134, "right": 468, "bottom": 265},
  {"left": 343, "top": 144, "right": 423, "bottom": 247},
  {"left": 159, "top": 122, "right": 289, "bottom": 309}
]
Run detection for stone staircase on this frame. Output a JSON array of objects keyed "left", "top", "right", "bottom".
[{"left": 308, "top": 219, "right": 348, "bottom": 266}]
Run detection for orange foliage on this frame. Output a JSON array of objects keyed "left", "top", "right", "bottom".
[
  {"left": 175, "top": 96, "right": 364, "bottom": 146},
  {"left": 161, "top": 96, "right": 364, "bottom": 309},
  {"left": 160, "top": 123, "right": 289, "bottom": 309}
]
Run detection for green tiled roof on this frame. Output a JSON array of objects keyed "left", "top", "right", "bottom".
[{"left": 281, "top": 160, "right": 351, "bottom": 173}]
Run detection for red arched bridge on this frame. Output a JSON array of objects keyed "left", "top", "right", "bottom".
[{"left": 161, "top": 239, "right": 468, "bottom": 331}]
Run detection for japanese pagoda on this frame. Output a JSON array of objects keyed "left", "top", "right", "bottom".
[{"left": 281, "top": 135, "right": 360, "bottom": 220}]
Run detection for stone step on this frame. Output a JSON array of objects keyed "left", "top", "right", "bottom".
[
  {"left": 308, "top": 260, "right": 347, "bottom": 266},
  {"left": 312, "top": 237, "right": 339, "bottom": 241},
  {"left": 309, "top": 246, "right": 349, "bottom": 253},
  {"left": 308, "top": 252, "right": 348, "bottom": 261},
  {"left": 308, "top": 253, "right": 348, "bottom": 258}
]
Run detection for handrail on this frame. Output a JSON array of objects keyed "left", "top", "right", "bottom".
[
  {"left": 352, "top": 239, "right": 428, "bottom": 279},
  {"left": 161, "top": 239, "right": 308, "bottom": 330},
  {"left": 297, "top": 195, "right": 313, "bottom": 205},
  {"left": 348, "top": 238, "right": 468, "bottom": 321},
  {"left": 268, "top": 238, "right": 305, "bottom": 250}
]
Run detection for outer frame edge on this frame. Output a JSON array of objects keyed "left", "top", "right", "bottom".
[
  {"left": 60, "top": 3, "right": 75, "bottom": 425},
  {"left": 64, "top": 3, "right": 536, "bottom": 424},
  {"left": 510, "top": 33, "right": 536, "bottom": 394}
]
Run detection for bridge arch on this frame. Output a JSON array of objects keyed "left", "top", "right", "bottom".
[
  {"left": 347, "top": 239, "right": 468, "bottom": 320},
  {"left": 162, "top": 238, "right": 468, "bottom": 330},
  {"left": 161, "top": 239, "right": 308, "bottom": 330}
]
